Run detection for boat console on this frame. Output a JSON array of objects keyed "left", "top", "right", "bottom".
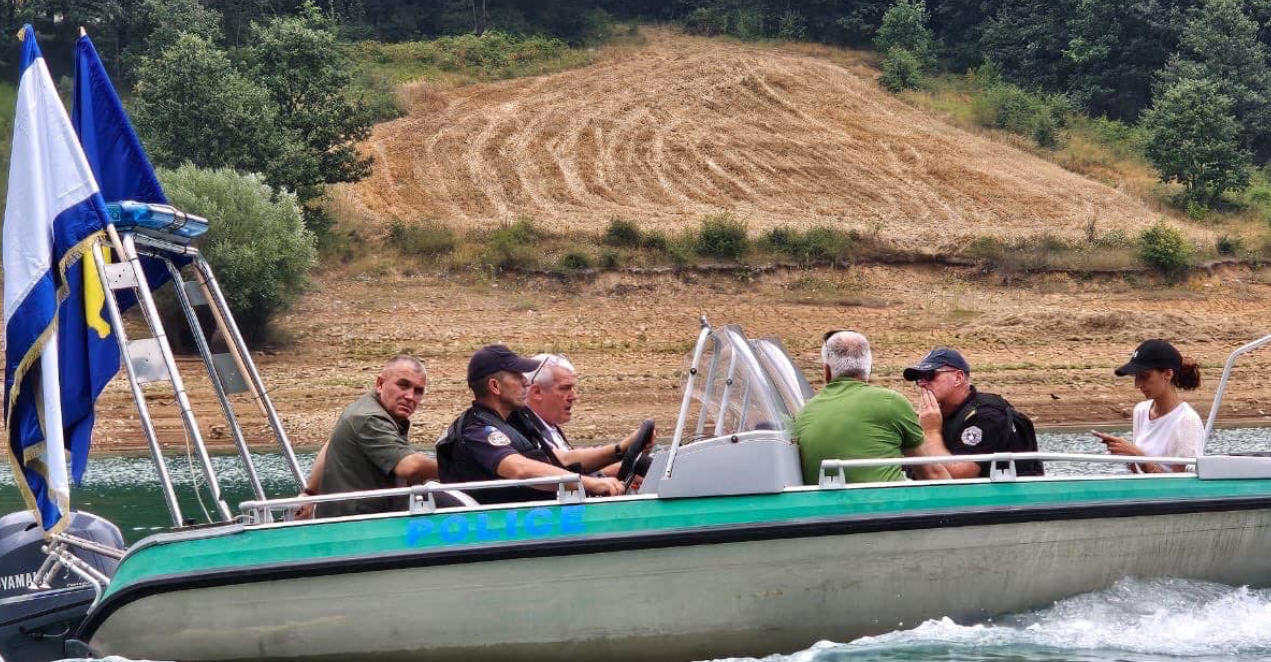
[{"left": 640, "top": 322, "right": 810, "bottom": 498}]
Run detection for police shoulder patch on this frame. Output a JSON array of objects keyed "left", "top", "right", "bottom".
[
  {"left": 961, "top": 425, "right": 983, "bottom": 447},
  {"left": 487, "top": 430, "right": 512, "bottom": 447}
]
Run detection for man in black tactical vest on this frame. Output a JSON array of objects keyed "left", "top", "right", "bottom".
[
  {"left": 437, "top": 344, "right": 633, "bottom": 503},
  {"left": 903, "top": 347, "right": 1043, "bottom": 479}
]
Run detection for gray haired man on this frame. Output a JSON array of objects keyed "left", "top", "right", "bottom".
[
  {"left": 793, "top": 330, "right": 951, "bottom": 484},
  {"left": 523, "top": 353, "right": 652, "bottom": 480}
]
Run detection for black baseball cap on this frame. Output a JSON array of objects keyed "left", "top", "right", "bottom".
[
  {"left": 1114, "top": 339, "right": 1182, "bottom": 376},
  {"left": 467, "top": 344, "right": 540, "bottom": 384},
  {"left": 903, "top": 347, "right": 972, "bottom": 381}
]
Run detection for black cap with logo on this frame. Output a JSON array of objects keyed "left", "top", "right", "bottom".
[
  {"left": 1114, "top": 339, "right": 1182, "bottom": 376},
  {"left": 467, "top": 344, "right": 541, "bottom": 384},
  {"left": 902, "top": 347, "right": 972, "bottom": 381}
]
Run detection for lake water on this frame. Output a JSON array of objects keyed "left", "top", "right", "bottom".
[{"left": 4, "top": 427, "right": 1271, "bottom": 662}]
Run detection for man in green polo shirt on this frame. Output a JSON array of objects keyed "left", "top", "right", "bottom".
[
  {"left": 795, "top": 331, "right": 952, "bottom": 485},
  {"left": 306, "top": 355, "right": 439, "bottom": 518}
]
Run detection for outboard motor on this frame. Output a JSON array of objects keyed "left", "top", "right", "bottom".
[{"left": 0, "top": 510, "right": 124, "bottom": 662}]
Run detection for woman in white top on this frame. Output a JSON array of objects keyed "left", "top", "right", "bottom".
[{"left": 1093, "top": 339, "right": 1203, "bottom": 473}]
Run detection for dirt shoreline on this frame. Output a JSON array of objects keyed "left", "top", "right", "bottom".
[{"left": 86, "top": 264, "right": 1271, "bottom": 456}]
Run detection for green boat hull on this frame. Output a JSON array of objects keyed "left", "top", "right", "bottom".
[{"left": 80, "top": 478, "right": 1271, "bottom": 662}]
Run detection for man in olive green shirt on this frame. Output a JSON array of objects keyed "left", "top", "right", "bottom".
[
  {"left": 308, "top": 355, "right": 439, "bottom": 518},
  {"left": 796, "top": 331, "right": 952, "bottom": 485}
]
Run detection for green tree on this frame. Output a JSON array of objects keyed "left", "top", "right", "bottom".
[
  {"left": 874, "top": 0, "right": 934, "bottom": 67},
  {"left": 132, "top": 33, "right": 282, "bottom": 175},
  {"left": 120, "top": 0, "right": 224, "bottom": 77},
  {"left": 835, "top": 2, "right": 890, "bottom": 45},
  {"left": 1158, "top": 0, "right": 1271, "bottom": 155},
  {"left": 1063, "top": 0, "right": 1178, "bottom": 120},
  {"left": 1142, "top": 78, "right": 1251, "bottom": 205},
  {"left": 980, "top": 0, "right": 1077, "bottom": 93},
  {"left": 158, "top": 164, "right": 317, "bottom": 343},
  {"left": 242, "top": 2, "right": 375, "bottom": 202}
]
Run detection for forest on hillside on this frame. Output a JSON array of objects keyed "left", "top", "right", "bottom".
[{"left": 5, "top": 0, "right": 1268, "bottom": 211}]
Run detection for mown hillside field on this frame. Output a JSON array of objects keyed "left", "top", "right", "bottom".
[{"left": 71, "top": 27, "right": 1271, "bottom": 451}]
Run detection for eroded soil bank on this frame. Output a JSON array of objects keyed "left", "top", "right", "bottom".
[{"left": 88, "top": 263, "right": 1271, "bottom": 453}]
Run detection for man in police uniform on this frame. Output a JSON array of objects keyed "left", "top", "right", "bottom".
[
  {"left": 437, "top": 345, "right": 632, "bottom": 504},
  {"left": 903, "top": 347, "right": 1043, "bottom": 479}
]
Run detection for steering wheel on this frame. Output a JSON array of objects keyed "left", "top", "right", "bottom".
[{"left": 617, "top": 419, "right": 655, "bottom": 492}]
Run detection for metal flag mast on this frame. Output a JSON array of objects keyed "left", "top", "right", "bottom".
[{"left": 87, "top": 202, "right": 305, "bottom": 527}]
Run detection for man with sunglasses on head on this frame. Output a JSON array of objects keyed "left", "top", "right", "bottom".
[
  {"left": 523, "top": 353, "right": 653, "bottom": 481},
  {"left": 437, "top": 344, "right": 645, "bottom": 504},
  {"left": 524, "top": 354, "right": 579, "bottom": 452},
  {"left": 902, "top": 347, "right": 1043, "bottom": 479},
  {"left": 795, "top": 330, "right": 952, "bottom": 485}
]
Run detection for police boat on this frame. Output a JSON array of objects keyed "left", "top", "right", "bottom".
[{"left": 9, "top": 204, "right": 1271, "bottom": 662}]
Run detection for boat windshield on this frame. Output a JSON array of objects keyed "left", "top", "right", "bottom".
[
  {"left": 685, "top": 325, "right": 793, "bottom": 440},
  {"left": 750, "top": 337, "right": 813, "bottom": 416}
]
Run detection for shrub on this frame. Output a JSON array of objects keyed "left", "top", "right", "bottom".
[
  {"left": 971, "top": 84, "right": 1069, "bottom": 147},
  {"left": 965, "top": 235, "right": 1005, "bottom": 262},
  {"left": 760, "top": 226, "right": 801, "bottom": 253},
  {"left": 880, "top": 47, "right": 923, "bottom": 93},
  {"left": 482, "top": 219, "right": 540, "bottom": 271},
  {"left": 1033, "top": 116, "right": 1060, "bottom": 149},
  {"left": 1137, "top": 223, "right": 1191, "bottom": 275},
  {"left": 599, "top": 249, "right": 623, "bottom": 270},
  {"left": 388, "top": 219, "right": 457, "bottom": 257},
  {"left": 603, "top": 217, "right": 642, "bottom": 248},
  {"left": 1092, "top": 229, "right": 1132, "bottom": 248},
  {"left": 1186, "top": 200, "right": 1210, "bottom": 222},
  {"left": 158, "top": 164, "right": 316, "bottom": 344},
  {"left": 800, "top": 226, "right": 854, "bottom": 263},
  {"left": 350, "top": 68, "right": 405, "bottom": 123},
  {"left": 558, "top": 251, "right": 592, "bottom": 272},
  {"left": 970, "top": 61, "right": 1002, "bottom": 88},
  {"left": 1216, "top": 234, "right": 1243, "bottom": 256},
  {"left": 695, "top": 214, "right": 749, "bottom": 260},
  {"left": 641, "top": 230, "right": 670, "bottom": 253},
  {"left": 668, "top": 231, "right": 698, "bottom": 266}
]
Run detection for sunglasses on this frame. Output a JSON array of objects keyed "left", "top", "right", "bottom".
[
  {"left": 527, "top": 354, "right": 565, "bottom": 385},
  {"left": 822, "top": 328, "right": 860, "bottom": 342},
  {"left": 915, "top": 368, "right": 960, "bottom": 382}
]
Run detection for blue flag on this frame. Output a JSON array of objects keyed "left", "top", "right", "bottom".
[
  {"left": 3, "top": 26, "right": 114, "bottom": 532},
  {"left": 73, "top": 34, "right": 167, "bottom": 206},
  {"left": 66, "top": 33, "right": 174, "bottom": 484}
]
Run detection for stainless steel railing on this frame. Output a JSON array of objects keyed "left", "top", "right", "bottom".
[
  {"left": 819, "top": 452, "right": 1195, "bottom": 488},
  {"left": 1203, "top": 332, "right": 1271, "bottom": 455},
  {"left": 239, "top": 475, "right": 590, "bottom": 524}
]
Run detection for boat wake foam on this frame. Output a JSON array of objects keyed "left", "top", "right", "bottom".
[{"left": 711, "top": 578, "right": 1271, "bottom": 662}]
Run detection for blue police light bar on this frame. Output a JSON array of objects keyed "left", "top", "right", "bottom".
[{"left": 105, "top": 200, "right": 209, "bottom": 244}]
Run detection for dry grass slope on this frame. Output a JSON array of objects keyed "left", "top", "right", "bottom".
[{"left": 342, "top": 29, "right": 1171, "bottom": 249}]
